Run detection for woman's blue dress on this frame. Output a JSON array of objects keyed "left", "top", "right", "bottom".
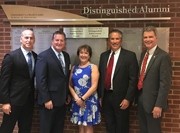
[{"left": 70, "top": 64, "right": 101, "bottom": 126}]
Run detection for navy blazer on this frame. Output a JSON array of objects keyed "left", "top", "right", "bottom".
[
  {"left": 36, "top": 47, "right": 70, "bottom": 106},
  {"left": 0, "top": 48, "right": 37, "bottom": 106}
]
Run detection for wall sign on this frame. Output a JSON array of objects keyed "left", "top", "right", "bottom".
[
  {"left": 64, "top": 27, "right": 109, "bottom": 38},
  {"left": 83, "top": 5, "right": 170, "bottom": 16}
]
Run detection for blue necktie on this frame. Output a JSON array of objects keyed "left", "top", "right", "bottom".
[
  {"left": 27, "top": 52, "right": 32, "bottom": 78},
  {"left": 58, "top": 53, "right": 66, "bottom": 75}
]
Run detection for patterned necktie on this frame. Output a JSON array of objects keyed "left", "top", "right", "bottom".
[
  {"left": 27, "top": 52, "right": 32, "bottom": 78},
  {"left": 138, "top": 52, "right": 149, "bottom": 90},
  {"left": 58, "top": 53, "right": 66, "bottom": 75},
  {"left": 104, "top": 52, "right": 115, "bottom": 91}
]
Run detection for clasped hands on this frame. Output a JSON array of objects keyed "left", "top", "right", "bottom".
[{"left": 75, "top": 95, "right": 86, "bottom": 108}]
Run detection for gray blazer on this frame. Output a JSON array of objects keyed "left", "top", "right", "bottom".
[{"left": 138, "top": 46, "right": 172, "bottom": 113}]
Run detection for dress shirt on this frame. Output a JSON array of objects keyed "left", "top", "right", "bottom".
[
  {"left": 107, "top": 48, "right": 121, "bottom": 90},
  {"left": 21, "top": 46, "right": 35, "bottom": 71},
  {"left": 140, "top": 45, "right": 157, "bottom": 73},
  {"left": 51, "top": 46, "right": 65, "bottom": 66}
]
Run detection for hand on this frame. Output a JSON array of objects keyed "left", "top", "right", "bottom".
[
  {"left": 2, "top": 103, "right": 11, "bottom": 115},
  {"left": 65, "top": 95, "right": 71, "bottom": 105},
  {"left": 75, "top": 96, "right": 86, "bottom": 108},
  {"left": 152, "top": 107, "right": 162, "bottom": 118},
  {"left": 99, "top": 98, "right": 102, "bottom": 107},
  {"left": 120, "top": 99, "right": 130, "bottom": 109},
  {"left": 44, "top": 100, "right": 53, "bottom": 109}
]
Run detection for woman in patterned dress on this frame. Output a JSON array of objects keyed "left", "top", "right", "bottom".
[{"left": 69, "top": 45, "right": 101, "bottom": 133}]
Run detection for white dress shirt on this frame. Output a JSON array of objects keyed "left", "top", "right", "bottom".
[
  {"left": 21, "top": 46, "right": 35, "bottom": 71},
  {"left": 107, "top": 48, "right": 121, "bottom": 90},
  {"left": 140, "top": 45, "right": 157, "bottom": 73},
  {"left": 51, "top": 46, "right": 66, "bottom": 66}
]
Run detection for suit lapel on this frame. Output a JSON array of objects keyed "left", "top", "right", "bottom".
[
  {"left": 113, "top": 48, "right": 126, "bottom": 78},
  {"left": 18, "top": 48, "right": 30, "bottom": 77},
  {"left": 144, "top": 47, "right": 159, "bottom": 79},
  {"left": 49, "top": 48, "right": 65, "bottom": 75},
  {"left": 62, "top": 51, "right": 68, "bottom": 75},
  {"left": 103, "top": 50, "right": 111, "bottom": 73}
]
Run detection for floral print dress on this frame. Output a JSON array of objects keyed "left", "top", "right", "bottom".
[{"left": 70, "top": 64, "right": 101, "bottom": 126}]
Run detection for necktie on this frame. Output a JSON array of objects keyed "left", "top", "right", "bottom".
[
  {"left": 104, "top": 52, "right": 115, "bottom": 91},
  {"left": 58, "top": 53, "right": 66, "bottom": 75},
  {"left": 137, "top": 52, "right": 149, "bottom": 90},
  {"left": 27, "top": 52, "right": 32, "bottom": 78}
]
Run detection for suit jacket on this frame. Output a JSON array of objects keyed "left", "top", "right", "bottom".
[
  {"left": 98, "top": 48, "right": 138, "bottom": 107},
  {"left": 36, "top": 47, "right": 70, "bottom": 106},
  {"left": 0, "top": 48, "right": 37, "bottom": 106},
  {"left": 138, "top": 46, "right": 172, "bottom": 113}
]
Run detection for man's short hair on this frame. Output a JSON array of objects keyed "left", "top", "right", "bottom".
[
  {"left": 142, "top": 26, "right": 158, "bottom": 36},
  {"left": 52, "top": 31, "right": 66, "bottom": 40},
  {"left": 109, "top": 29, "right": 123, "bottom": 39}
]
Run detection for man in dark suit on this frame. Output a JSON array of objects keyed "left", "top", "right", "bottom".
[
  {"left": 137, "top": 26, "right": 172, "bottom": 133},
  {"left": 98, "top": 29, "right": 138, "bottom": 133},
  {"left": 36, "top": 31, "right": 71, "bottom": 133},
  {"left": 0, "top": 29, "right": 37, "bottom": 133}
]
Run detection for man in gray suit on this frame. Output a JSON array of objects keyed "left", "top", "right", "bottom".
[{"left": 137, "top": 26, "right": 172, "bottom": 133}]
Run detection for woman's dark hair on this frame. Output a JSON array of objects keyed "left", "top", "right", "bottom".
[{"left": 77, "top": 44, "right": 92, "bottom": 58}]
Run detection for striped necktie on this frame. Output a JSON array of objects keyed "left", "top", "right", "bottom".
[{"left": 58, "top": 53, "right": 66, "bottom": 75}]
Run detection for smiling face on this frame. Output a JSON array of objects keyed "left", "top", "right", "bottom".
[
  {"left": 52, "top": 34, "right": 65, "bottom": 53},
  {"left": 78, "top": 48, "right": 90, "bottom": 63},
  {"left": 109, "top": 32, "right": 122, "bottom": 52},
  {"left": 143, "top": 30, "right": 158, "bottom": 50},
  {"left": 20, "top": 30, "right": 35, "bottom": 51}
]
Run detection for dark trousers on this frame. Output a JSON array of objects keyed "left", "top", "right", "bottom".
[
  {"left": 39, "top": 104, "right": 66, "bottom": 133},
  {"left": 0, "top": 99, "right": 34, "bottom": 133},
  {"left": 138, "top": 91, "right": 162, "bottom": 133},
  {"left": 102, "top": 90, "right": 129, "bottom": 133}
]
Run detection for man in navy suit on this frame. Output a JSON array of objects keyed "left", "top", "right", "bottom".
[
  {"left": 0, "top": 29, "right": 37, "bottom": 133},
  {"left": 98, "top": 29, "right": 138, "bottom": 133},
  {"left": 137, "top": 26, "right": 172, "bottom": 133},
  {"left": 36, "top": 31, "right": 71, "bottom": 133}
]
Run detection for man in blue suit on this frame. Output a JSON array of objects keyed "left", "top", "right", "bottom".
[
  {"left": 0, "top": 29, "right": 37, "bottom": 133},
  {"left": 36, "top": 31, "right": 71, "bottom": 133}
]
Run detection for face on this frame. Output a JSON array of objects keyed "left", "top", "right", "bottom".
[
  {"left": 79, "top": 48, "right": 90, "bottom": 63},
  {"left": 109, "top": 32, "right": 122, "bottom": 52},
  {"left": 20, "top": 30, "right": 35, "bottom": 51},
  {"left": 52, "top": 34, "right": 65, "bottom": 53},
  {"left": 143, "top": 31, "right": 158, "bottom": 50}
]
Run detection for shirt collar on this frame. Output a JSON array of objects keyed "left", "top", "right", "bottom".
[
  {"left": 111, "top": 47, "right": 121, "bottom": 55},
  {"left": 21, "top": 46, "right": 31, "bottom": 55},
  {"left": 148, "top": 45, "right": 157, "bottom": 55},
  {"left": 51, "top": 46, "right": 63, "bottom": 56}
]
